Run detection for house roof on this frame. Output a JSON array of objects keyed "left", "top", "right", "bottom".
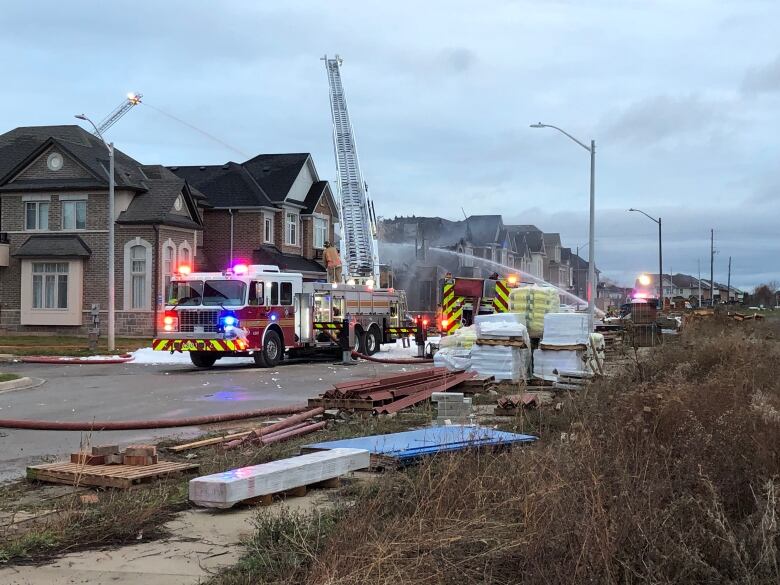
[
  {"left": 505, "top": 225, "right": 545, "bottom": 253},
  {"left": 117, "top": 166, "right": 203, "bottom": 229},
  {"left": 0, "top": 126, "right": 205, "bottom": 229},
  {"left": 0, "top": 126, "right": 148, "bottom": 190},
  {"left": 170, "top": 163, "right": 274, "bottom": 208},
  {"left": 465, "top": 215, "right": 503, "bottom": 245},
  {"left": 301, "top": 181, "right": 337, "bottom": 217},
  {"left": 542, "top": 233, "right": 562, "bottom": 250},
  {"left": 252, "top": 245, "right": 326, "bottom": 275},
  {"left": 13, "top": 234, "right": 92, "bottom": 258},
  {"left": 242, "top": 154, "right": 310, "bottom": 203}
]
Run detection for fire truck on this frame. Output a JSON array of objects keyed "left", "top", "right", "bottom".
[
  {"left": 439, "top": 274, "right": 517, "bottom": 334},
  {"left": 152, "top": 264, "right": 409, "bottom": 368}
]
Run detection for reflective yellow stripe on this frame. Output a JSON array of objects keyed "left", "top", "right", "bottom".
[{"left": 153, "top": 339, "right": 169, "bottom": 351}]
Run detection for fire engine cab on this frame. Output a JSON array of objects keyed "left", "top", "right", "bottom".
[{"left": 152, "top": 264, "right": 408, "bottom": 368}]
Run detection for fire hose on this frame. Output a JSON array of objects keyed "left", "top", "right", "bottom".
[
  {"left": 0, "top": 404, "right": 308, "bottom": 431},
  {"left": 351, "top": 351, "right": 434, "bottom": 364}
]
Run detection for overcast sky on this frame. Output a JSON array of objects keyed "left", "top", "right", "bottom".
[{"left": 2, "top": 0, "right": 778, "bottom": 289}]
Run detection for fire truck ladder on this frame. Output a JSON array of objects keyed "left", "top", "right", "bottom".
[{"left": 322, "top": 55, "right": 379, "bottom": 284}]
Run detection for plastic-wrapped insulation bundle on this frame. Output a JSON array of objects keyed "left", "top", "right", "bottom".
[{"left": 434, "top": 325, "right": 477, "bottom": 371}]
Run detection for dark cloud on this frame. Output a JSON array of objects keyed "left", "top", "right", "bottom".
[{"left": 742, "top": 54, "right": 780, "bottom": 94}]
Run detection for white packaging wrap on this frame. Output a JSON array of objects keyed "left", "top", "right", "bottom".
[
  {"left": 470, "top": 345, "right": 531, "bottom": 382},
  {"left": 542, "top": 313, "right": 590, "bottom": 346},
  {"left": 532, "top": 348, "right": 588, "bottom": 381},
  {"left": 474, "top": 313, "right": 531, "bottom": 346},
  {"left": 434, "top": 347, "right": 472, "bottom": 372}
]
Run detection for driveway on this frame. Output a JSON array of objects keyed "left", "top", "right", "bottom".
[{"left": 0, "top": 355, "right": 418, "bottom": 482}]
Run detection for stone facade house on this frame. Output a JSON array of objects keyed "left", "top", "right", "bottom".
[
  {"left": 0, "top": 125, "right": 204, "bottom": 336},
  {"left": 170, "top": 154, "right": 338, "bottom": 279}
]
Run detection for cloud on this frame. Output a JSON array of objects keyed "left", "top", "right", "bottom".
[
  {"left": 742, "top": 54, "right": 780, "bottom": 94},
  {"left": 440, "top": 48, "right": 477, "bottom": 73},
  {"left": 602, "top": 95, "right": 726, "bottom": 146}
]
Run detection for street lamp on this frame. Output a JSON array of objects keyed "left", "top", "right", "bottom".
[
  {"left": 531, "top": 122, "right": 596, "bottom": 330},
  {"left": 75, "top": 114, "right": 115, "bottom": 351},
  {"left": 627, "top": 208, "right": 662, "bottom": 305}
]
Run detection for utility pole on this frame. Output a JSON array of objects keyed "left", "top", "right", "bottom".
[
  {"left": 727, "top": 256, "right": 732, "bottom": 304},
  {"left": 710, "top": 229, "right": 715, "bottom": 305},
  {"left": 698, "top": 259, "right": 702, "bottom": 307}
]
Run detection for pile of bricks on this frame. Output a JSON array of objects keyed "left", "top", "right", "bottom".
[{"left": 70, "top": 444, "right": 158, "bottom": 466}]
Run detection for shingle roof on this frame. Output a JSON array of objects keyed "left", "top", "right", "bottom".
[
  {"left": 0, "top": 126, "right": 147, "bottom": 190},
  {"left": 505, "top": 225, "right": 544, "bottom": 253},
  {"left": 253, "top": 245, "right": 326, "bottom": 275},
  {"left": 170, "top": 163, "right": 274, "bottom": 208},
  {"left": 117, "top": 166, "right": 202, "bottom": 229},
  {"left": 543, "top": 233, "right": 562, "bottom": 250},
  {"left": 301, "top": 181, "right": 335, "bottom": 216},
  {"left": 13, "top": 234, "right": 92, "bottom": 258},
  {"left": 242, "top": 154, "right": 310, "bottom": 202}
]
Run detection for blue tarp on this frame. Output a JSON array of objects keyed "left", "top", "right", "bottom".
[{"left": 303, "top": 425, "right": 536, "bottom": 463}]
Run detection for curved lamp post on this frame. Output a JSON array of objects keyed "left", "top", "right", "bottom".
[{"left": 628, "top": 208, "right": 662, "bottom": 304}]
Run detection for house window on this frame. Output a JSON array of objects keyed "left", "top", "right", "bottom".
[
  {"left": 179, "top": 243, "right": 192, "bottom": 270},
  {"left": 61, "top": 200, "right": 87, "bottom": 230},
  {"left": 314, "top": 217, "right": 328, "bottom": 249},
  {"left": 130, "top": 245, "right": 147, "bottom": 309},
  {"left": 286, "top": 212, "right": 298, "bottom": 245},
  {"left": 25, "top": 201, "right": 49, "bottom": 230},
  {"left": 164, "top": 245, "right": 175, "bottom": 291},
  {"left": 32, "top": 262, "right": 68, "bottom": 309},
  {"left": 264, "top": 215, "right": 273, "bottom": 243}
]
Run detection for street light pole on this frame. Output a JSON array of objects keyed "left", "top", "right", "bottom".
[
  {"left": 531, "top": 123, "right": 596, "bottom": 330},
  {"left": 628, "top": 208, "right": 663, "bottom": 306},
  {"left": 75, "top": 114, "right": 115, "bottom": 352}
]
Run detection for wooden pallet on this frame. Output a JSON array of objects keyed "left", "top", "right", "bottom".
[
  {"left": 476, "top": 338, "right": 526, "bottom": 347},
  {"left": 27, "top": 461, "right": 200, "bottom": 489},
  {"left": 243, "top": 477, "right": 342, "bottom": 506}
]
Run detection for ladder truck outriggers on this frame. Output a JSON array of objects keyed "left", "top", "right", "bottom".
[{"left": 153, "top": 263, "right": 410, "bottom": 368}]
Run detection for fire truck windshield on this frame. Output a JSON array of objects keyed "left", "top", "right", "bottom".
[{"left": 167, "top": 280, "right": 246, "bottom": 307}]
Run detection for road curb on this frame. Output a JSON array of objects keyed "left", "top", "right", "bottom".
[
  {"left": 0, "top": 377, "right": 46, "bottom": 395},
  {"left": 19, "top": 354, "right": 134, "bottom": 365}
]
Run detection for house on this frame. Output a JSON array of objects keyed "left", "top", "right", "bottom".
[
  {"left": 505, "top": 225, "right": 546, "bottom": 281},
  {"left": 0, "top": 125, "right": 205, "bottom": 336},
  {"left": 170, "top": 154, "right": 338, "bottom": 280}
]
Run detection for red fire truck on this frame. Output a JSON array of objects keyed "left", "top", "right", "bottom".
[{"left": 153, "top": 264, "right": 409, "bottom": 368}]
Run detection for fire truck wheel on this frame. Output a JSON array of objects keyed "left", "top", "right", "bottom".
[
  {"left": 353, "top": 328, "right": 366, "bottom": 355},
  {"left": 190, "top": 352, "right": 218, "bottom": 368},
  {"left": 259, "top": 330, "right": 283, "bottom": 368},
  {"left": 365, "top": 326, "right": 381, "bottom": 356}
]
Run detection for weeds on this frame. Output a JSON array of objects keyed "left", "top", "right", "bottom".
[{"left": 293, "top": 319, "right": 780, "bottom": 584}]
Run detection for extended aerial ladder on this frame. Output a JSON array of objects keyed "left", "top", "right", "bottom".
[
  {"left": 322, "top": 55, "right": 380, "bottom": 285},
  {"left": 92, "top": 92, "right": 143, "bottom": 136}
]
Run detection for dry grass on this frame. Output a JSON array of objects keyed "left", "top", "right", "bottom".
[{"left": 277, "top": 317, "right": 780, "bottom": 585}]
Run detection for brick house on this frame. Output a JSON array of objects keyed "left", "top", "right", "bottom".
[
  {"left": 0, "top": 125, "right": 204, "bottom": 336},
  {"left": 170, "top": 154, "right": 338, "bottom": 279}
]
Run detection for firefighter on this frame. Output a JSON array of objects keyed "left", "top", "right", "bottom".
[{"left": 324, "top": 241, "right": 342, "bottom": 283}]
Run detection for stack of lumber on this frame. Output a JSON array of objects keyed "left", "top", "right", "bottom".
[
  {"left": 70, "top": 444, "right": 158, "bottom": 466},
  {"left": 494, "top": 392, "right": 554, "bottom": 415},
  {"left": 189, "top": 448, "right": 370, "bottom": 509},
  {"left": 728, "top": 312, "right": 764, "bottom": 322},
  {"left": 308, "top": 367, "right": 476, "bottom": 414}
]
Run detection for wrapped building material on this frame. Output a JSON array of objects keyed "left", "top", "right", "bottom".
[
  {"left": 533, "top": 348, "right": 587, "bottom": 381},
  {"left": 475, "top": 313, "right": 531, "bottom": 346},
  {"left": 542, "top": 312, "right": 590, "bottom": 346},
  {"left": 438, "top": 325, "right": 477, "bottom": 350},
  {"left": 434, "top": 347, "right": 472, "bottom": 372},
  {"left": 510, "top": 285, "right": 560, "bottom": 337},
  {"left": 470, "top": 345, "right": 531, "bottom": 382}
]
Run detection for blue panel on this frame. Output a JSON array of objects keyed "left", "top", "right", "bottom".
[{"left": 304, "top": 425, "right": 536, "bottom": 462}]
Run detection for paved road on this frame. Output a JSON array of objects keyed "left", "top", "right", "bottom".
[{"left": 0, "top": 356, "right": 417, "bottom": 482}]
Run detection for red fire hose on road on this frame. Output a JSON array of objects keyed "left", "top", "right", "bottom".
[
  {"left": 0, "top": 404, "right": 308, "bottom": 431},
  {"left": 351, "top": 351, "right": 434, "bottom": 364}
]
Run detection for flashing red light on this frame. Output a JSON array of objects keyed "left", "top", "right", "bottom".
[
  {"left": 633, "top": 292, "right": 648, "bottom": 299},
  {"left": 232, "top": 263, "right": 248, "bottom": 275},
  {"left": 441, "top": 318, "right": 449, "bottom": 328},
  {"left": 177, "top": 265, "right": 191, "bottom": 275},
  {"left": 507, "top": 275, "right": 518, "bottom": 285},
  {"left": 163, "top": 315, "right": 175, "bottom": 325},
  {"left": 422, "top": 319, "right": 429, "bottom": 327}
]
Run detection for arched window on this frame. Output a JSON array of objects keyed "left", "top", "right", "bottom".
[
  {"left": 163, "top": 243, "right": 176, "bottom": 293},
  {"left": 123, "top": 238, "right": 152, "bottom": 310},
  {"left": 179, "top": 242, "right": 192, "bottom": 270}
]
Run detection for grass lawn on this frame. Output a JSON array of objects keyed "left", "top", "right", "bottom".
[
  {"left": 0, "top": 373, "right": 21, "bottom": 383},
  {"left": 0, "top": 335, "right": 151, "bottom": 356}
]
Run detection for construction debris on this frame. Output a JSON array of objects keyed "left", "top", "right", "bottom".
[
  {"left": 188, "top": 447, "right": 370, "bottom": 509},
  {"left": 309, "top": 367, "right": 475, "bottom": 414},
  {"left": 493, "top": 392, "right": 554, "bottom": 415},
  {"left": 27, "top": 460, "right": 199, "bottom": 489}
]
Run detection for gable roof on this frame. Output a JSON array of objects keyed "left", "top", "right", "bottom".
[
  {"left": 300, "top": 180, "right": 338, "bottom": 218},
  {"left": 0, "top": 126, "right": 148, "bottom": 190},
  {"left": 465, "top": 215, "right": 503, "bottom": 245},
  {"left": 117, "top": 166, "right": 203, "bottom": 229},
  {"left": 543, "top": 233, "right": 562, "bottom": 250},
  {"left": 505, "top": 225, "right": 545, "bottom": 253},
  {"left": 241, "top": 154, "right": 310, "bottom": 203}
]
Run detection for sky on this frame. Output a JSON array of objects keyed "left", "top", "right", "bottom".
[{"left": 2, "top": 0, "right": 778, "bottom": 290}]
